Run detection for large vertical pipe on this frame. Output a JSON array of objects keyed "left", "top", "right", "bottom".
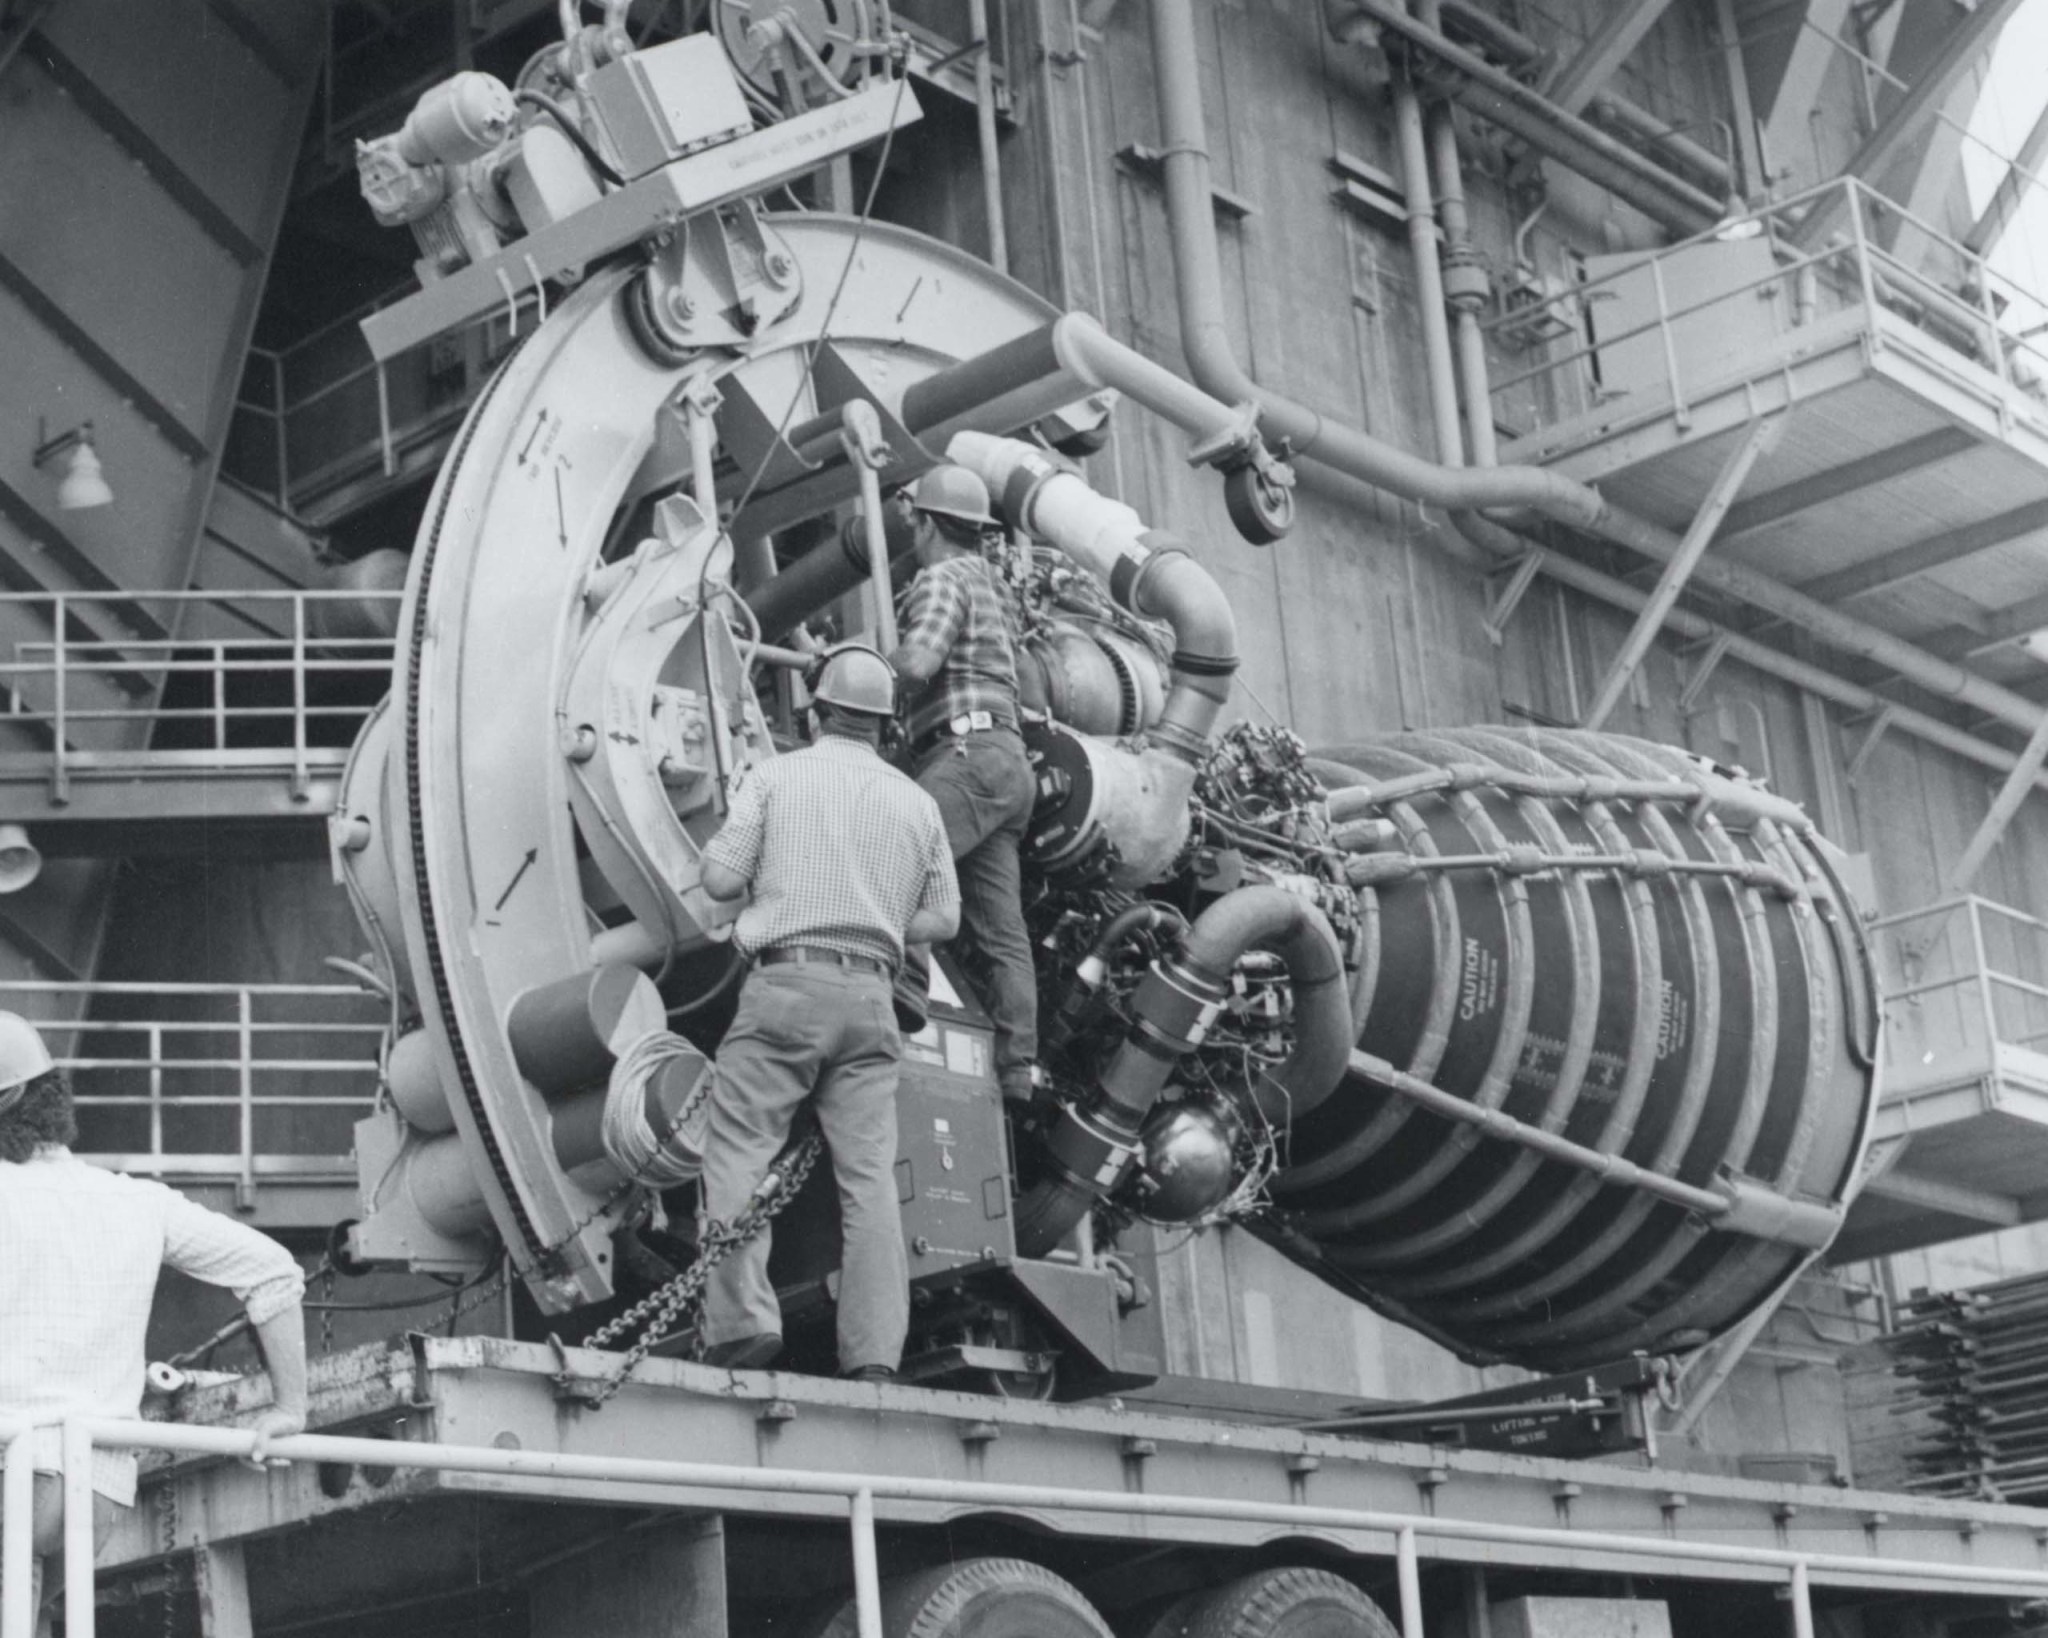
[
  {"left": 1390, "top": 60, "right": 1465, "bottom": 466},
  {"left": 1413, "top": 0, "right": 1497, "bottom": 469},
  {"left": 968, "top": 0, "right": 1009, "bottom": 274}
]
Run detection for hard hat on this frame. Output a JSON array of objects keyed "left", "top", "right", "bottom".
[
  {"left": 810, "top": 643, "right": 898, "bottom": 717},
  {"left": 0, "top": 1011, "right": 54, "bottom": 1109},
  {"left": 909, "top": 465, "right": 996, "bottom": 530}
]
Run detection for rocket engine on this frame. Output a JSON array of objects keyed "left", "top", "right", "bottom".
[{"left": 328, "top": 7, "right": 1879, "bottom": 1389}]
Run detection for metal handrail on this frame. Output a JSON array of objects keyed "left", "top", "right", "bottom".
[
  {"left": 17, "top": 1412, "right": 2048, "bottom": 1638},
  {"left": 1872, "top": 897, "right": 2048, "bottom": 1079},
  {"left": 232, "top": 289, "right": 540, "bottom": 509},
  {"left": 0, "top": 589, "right": 398, "bottom": 796},
  {"left": 0, "top": 981, "right": 383, "bottom": 1201},
  {"left": 1484, "top": 175, "right": 2048, "bottom": 427}
]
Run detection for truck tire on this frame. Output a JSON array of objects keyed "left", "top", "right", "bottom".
[
  {"left": 1144, "top": 1568, "right": 1399, "bottom": 1638},
  {"left": 814, "top": 1556, "right": 1113, "bottom": 1638}
]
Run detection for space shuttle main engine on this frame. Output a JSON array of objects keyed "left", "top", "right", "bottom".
[
  {"left": 330, "top": 4, "right": 1878, "bottom": 1394},
  {"left": 1285, "top": 733, "right": 1879, "bottom": 1369}
]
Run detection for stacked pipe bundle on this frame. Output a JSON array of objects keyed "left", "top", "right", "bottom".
[{"left": 1864, "top": 1274, "right": 2048, "bottom": 1502}]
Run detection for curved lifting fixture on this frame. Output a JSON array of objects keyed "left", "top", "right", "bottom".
[
  {"left": 330, "top": 214, "right": 1289, "bottom": 1310},
  {"left": 333, "top": 218, "right": 1122, "bottom": 1303}
]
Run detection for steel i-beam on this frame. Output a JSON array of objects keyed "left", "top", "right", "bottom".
[{"left": 1579, "top": 415, "right": 1784, "bottom": 731}]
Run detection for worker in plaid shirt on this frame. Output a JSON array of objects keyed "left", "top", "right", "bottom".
[{"left": 887, "top": 465, "right": 1041, "bottom": 1103}]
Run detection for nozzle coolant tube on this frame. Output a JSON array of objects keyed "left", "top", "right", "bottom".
[{"left": 1015, "top": 887, "right": 1352, "bottom": 1257}]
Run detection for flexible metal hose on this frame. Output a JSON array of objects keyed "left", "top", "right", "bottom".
[{"left": 1015, "top": 887, "right": 1352, "bottom": 1257}]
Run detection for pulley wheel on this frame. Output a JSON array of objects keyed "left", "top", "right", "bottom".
[
  {"left": 1145, "top": 1569, "right": 1399, "bottom": 1638},
  {"left": 713, "top": 0, "right": 877, "bottom": 99},
  {"left": 1222, "top": 465, "right": 1294, "bottom": 545},
  {"left": 814, "top": 1557, "right": 1113, "bottom": 1638}
]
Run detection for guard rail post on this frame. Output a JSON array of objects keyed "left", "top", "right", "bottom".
[
  {"left": 50, "top": 597, "right": 67, "bottom": 806},
  {"left": 1397, "top": 1523, "right": 1424, "bottom": 1635},
  {"left": 1791, "top": 1558, "right": 1815, "bottom": 1638},
  {"left": 1648, "top": 257, "right": 1689, "bottom": 431},
  {"left": 270, "top": 351, "right": 289, "bottom": 508},
  {"left": 148, "top": 1023, "right": 165, "bottom": 1163},
  {"left": 236, "top": 989, "right": 257, "bottom": 1209},
  {"left": 212, "top": 642, "right": 228, "bottom": 755},
  {"left": 61, "top": 1421, "right": 93, "bottom": 1638},
  {"left": 1848, "top": 182, "right": 1882, "bottom": 348},
  {"left": 850, "top": 1487, "right": 882, "bottom": 1638},
  {"left": 2, "top": 1426, "right": 36, "bottom": 1638},
  {"left": 1970, "top": 898, "right": 1998, "bottom": 1058},
  {"left": 291, "top": 595, "right": 309, "bottom": 801}
]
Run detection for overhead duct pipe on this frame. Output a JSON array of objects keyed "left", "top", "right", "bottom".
[
  {"left": 948, "top": 431, "right": 1240, "bottom": 885},
  {"left": 948, "top": 431, "right": 1239, "bottom": 766},
  {"left": 1433, "top": 0, "right": 1734, "bottom": 194},
  {"left": 746, "top": 510, "right": 919, "bottom": 638},
  {"left": 1328, "top": 0, "right": 1724, "bottom": 236},
  {"left": 1145, "top": 0, "right": 2048, "bottom": 747}
]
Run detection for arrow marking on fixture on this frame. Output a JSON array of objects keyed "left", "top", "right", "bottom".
[
  {"left": 494, "top": 848, "right": 539, "bottom": 912},
  {"left": 554, "top": 468, "right": 568, "bottom": 547}
]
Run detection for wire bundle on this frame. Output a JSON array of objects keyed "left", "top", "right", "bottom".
[{"left": 602, "top": 1029, "right": 714, "bottom": 1186}]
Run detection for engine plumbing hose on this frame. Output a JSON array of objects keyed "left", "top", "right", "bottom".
[
  {"left": 1014, "top": 886, "right": 1352, "bottom": 1257},
  {"left": 1041, "top": 901, "right": 1189, "bottom": 1058}
]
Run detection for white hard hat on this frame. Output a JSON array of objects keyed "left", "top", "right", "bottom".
[
  {"left": 0, "top": 1011, "right": 54, "bottom": 1111},
  {"left": 810, "top": 643, "right": 898, "bottom": 717}
]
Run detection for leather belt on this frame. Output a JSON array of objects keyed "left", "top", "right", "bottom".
[
  {"left": 911, "top": 709, "right": 1017, "bottom": 759},
  {"left": 757, "top": 945, "right": 892, "bottom": 979}
]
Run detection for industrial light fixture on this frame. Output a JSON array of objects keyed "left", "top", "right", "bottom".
[
  {"left": 31, "top": 418, "right": 112, "bottom": 510},
  {"left": 0, "top": 824, "right": 42, "bottom": 894}
]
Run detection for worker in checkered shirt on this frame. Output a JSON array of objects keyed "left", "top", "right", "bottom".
[
  {"left": 0, "top": 1014, "right": 307, "bottom": 1635},
  {"left": 698, "top": 644, "right": 959, "bottom": 1379},
  {"left": 886, "top": 465, "right": 1041, "bottom": 1104}
]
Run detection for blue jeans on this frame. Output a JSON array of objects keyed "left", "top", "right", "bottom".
[
  {"left": 702, "top": 963, "right": 908, "bottom": 1371},
  {"left": 914, "top": 729, "right": 1038, "bottom": 1093}
]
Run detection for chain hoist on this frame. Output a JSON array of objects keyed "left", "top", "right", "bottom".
[{"left": 554, "top": 1132, "right": 824, "bottom": 1407}]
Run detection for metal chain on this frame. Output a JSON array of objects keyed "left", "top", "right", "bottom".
[
  {"left": 318, "top": 1264, "right": 335, "bottom": 1356},
  {"left": 441, "top": 1260, "right": 514, "bottom": 1334},
  {"left": 156, "top": 1476, "right": 179, "bottom": 1638},
  {"left": 560, "top": 1132, "right": 825, "bottom": 1407}
]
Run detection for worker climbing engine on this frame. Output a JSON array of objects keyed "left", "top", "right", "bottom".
[{"left": 325, "top": 1, "right": 1880, "bottom": 1401}]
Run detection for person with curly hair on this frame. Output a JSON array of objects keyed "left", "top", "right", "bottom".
[{"left": 0, "top": 1013, "right": 309, "bottom": 1637}]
